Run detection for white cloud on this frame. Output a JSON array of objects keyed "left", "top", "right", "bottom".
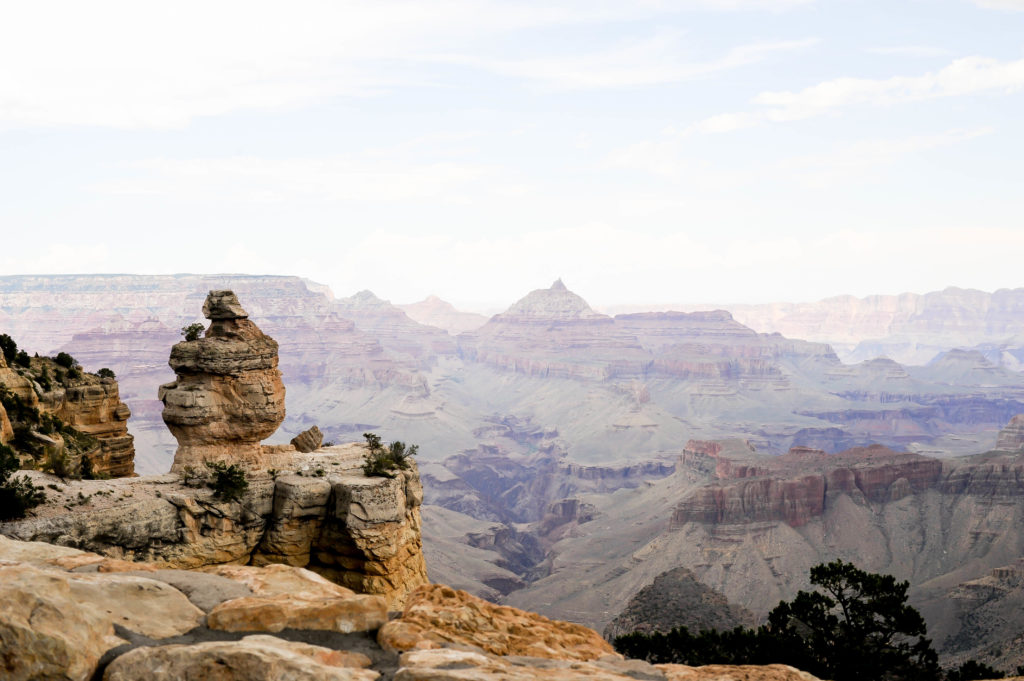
[
  {"left": 0, "top": 0, "right": 816, "bottom": 130},
  {"left": 441, "top": 35, "right": 818, "bottom": 90},
  {"left": 687, "top": 55, "right": 1024, "bottom": 132}
]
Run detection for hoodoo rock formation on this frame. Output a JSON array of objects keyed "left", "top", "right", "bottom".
[
  {"left": 3, "top": 291, "right": 428, "bottom": 611},
  {"left": 160, "top": 290, "right": 287, "bottom": 472}
]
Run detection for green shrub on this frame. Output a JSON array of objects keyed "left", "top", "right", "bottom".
[
  {"left": 361, "top": 432, "right": 418, "bottom": 478},
  {"left": 97, "top": 368, "right": 116, "bottom": 379},
  {"left": 205, "top": 461, "right": 249, "bottom": 502},
  {"left": 616, "top": 560, "right": 941, "bottom": 681},
  {"left": 38, "top": 366, "right": 52, "bottom": 392},
  {"left": 946, "top": 661, "right": 1007, "bottom": 681},
  {"left": 14, "top": 350, "right": 31, "bottom": 368},
  {"left": 181, "top": 323, "right": 205, "bottom": 342},
  {"left": 55, "top": 352, "right": 76, "bottom": 369},
  {"left": 0, "top": 444, "right": 46, "bottom": 520},
  {"left": 66, "top": 366, "right": 81, "bottom": 381},
  {"left": 0, "top": 334, "right": 17, "bottom": 363}
]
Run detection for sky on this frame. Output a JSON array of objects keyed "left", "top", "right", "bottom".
[{"left": 1, "top": 0, "right": 1023, "bottom": 311}]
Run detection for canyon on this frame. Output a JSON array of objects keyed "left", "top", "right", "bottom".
[
  {"left": 5, "top": 275, "right": 1024, "bottom": 673},
  {"left": 0, "top": 289, "right": 834, "bottom": 681}
]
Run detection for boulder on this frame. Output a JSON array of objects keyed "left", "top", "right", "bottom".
[
  {"left": 379, "top": 584, "right": 614, "bottom": 661},
  {"left": 103, "top": 635, "right": 379, "bottom": 681},
  {"left": 292, "top": 425, "right": 324, "bottom": 453},
  {"left": 0, "top": 562, "right": 203, "bottom": 681}
]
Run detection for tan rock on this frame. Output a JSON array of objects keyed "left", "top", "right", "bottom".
[
  {"left": 201, "top": 562, "right": 358, "bottom": 599},
  {"left": 0, "top": 563, "right": 125, "bottom": 681},
  {"left": 658, "top": 664, "right": 824, "bottom": 681},
  {"left": 207, "top": 592, "right": 388, "bottom": 634},
  {"left": 103, "top": 635, "right": 380, "bottom": 681},
  {"left": 384, "top": 584, "right": 615, "bottom": 661},
  {"left": 394, "top": 648, "right": 669, "bottom": 681},
  {"left": 292, "top": 425, "right": 325, "bottom": 452},
  {"left": 161, "top": 290, "right": 286, "bottom": 472},
  {"left": 0, "top": 399, "right": 12, "bottom": 444},
  {"left": 0, "top": 534, "right": 91, "bottom": 564},
  {"left": 66, "top": 571, "right": 204, "bottom": 639}
]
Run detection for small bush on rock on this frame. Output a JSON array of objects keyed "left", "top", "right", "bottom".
[
  {"left": 362, "top": 431, "right": 418, "bottom": 478},
  {"left": 0, "top": 334, "right": 17, "bottom": 363},
  {"left": 204, "top": 461, "right": 249, "bottom": 502},
  {"left": 0, "top": 444, "right": 46, "bottom": 520},
  {"left": 97, "top": 367, "right": 116, "bottom": 379},
  {"left": 55, "top": 352, "right": 76, "bottom": 369},
  {"left": 181, "top": 323, "right": 205, "bottom": 342}
]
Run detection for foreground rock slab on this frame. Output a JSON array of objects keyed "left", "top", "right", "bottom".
[
  {"left": 104, "top": 635, "right": 379, "bottom": 681},
  {"left": 379, "top": 584, "right": 615, "bottom": 661}
]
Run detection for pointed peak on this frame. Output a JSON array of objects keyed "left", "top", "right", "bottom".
[{"left": 501, "top": 280, "right": 605, "bottom": 320}]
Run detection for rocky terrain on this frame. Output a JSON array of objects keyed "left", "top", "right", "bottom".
[
  {"left": 0, "top": 289, "right": 833, "bottom": 681},
  {"left": 2, "top": 291, "right": 427, "bottom": 609},
  {"left": 7, "top": 275, "right": 1024, "bottom": 666},
  {"left": 0, "top": 534, "right": 832, "bottom": 681},
  {"left": 0, "top": 347, "right": 135, "bottom": 478},
  {"left": 490, "top": 422, "right": 1024, "bottom": 673}
]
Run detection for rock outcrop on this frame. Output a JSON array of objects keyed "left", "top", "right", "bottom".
[
  {"left": 604, "top": 566, "right": 756, "bottom": 641},
  {"left": 0, "top": 535, "right": 829, "bottom": 681},
  {"left": 0, "top": 350, "right": 135, "bottom": 477},
  {"left": 672, "top": 445, "right": 944, "bottom": 527},
  {"left": 0, "top": 443, "right": 428, "bottom": 609},
  {"left": 160, "top": 290, "right": 287, "bottom": 472},
  {"left": 995, "top": 415, "right": 1024, "bottom": 452}
]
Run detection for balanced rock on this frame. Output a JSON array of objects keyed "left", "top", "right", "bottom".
[
  {"left": 160, "top": 290, "right": 287, "bottom": 471},
  {"left": 292, "top": 425, "right": 324, "bottom": 453}
]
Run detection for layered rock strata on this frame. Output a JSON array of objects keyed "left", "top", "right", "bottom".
[
  {"left": 0, "top": 352, "right": 135, "bottom": 477},
  {"left": 160, "top": 290, "right": 287, "bottom": 472},
  {"left": 0, "top": 443, "right": 428, "bottom": 609},
  {"left": 995, "top": 414, "right": 1024, "bottom": 452}
]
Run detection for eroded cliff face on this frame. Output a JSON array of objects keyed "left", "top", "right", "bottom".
[
  {"left": 160, "top": 291, "right": 287, "bottom": 472},
  {"left": 0, "top": 443, "right": 427, "bottom": 610},
  {"left": 0, "top": 351, "right": 135, "bottom": 477}
]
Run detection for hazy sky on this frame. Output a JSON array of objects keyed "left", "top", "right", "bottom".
[{"left": 2, "top": 0, "right": 1023, "bottom": 311}]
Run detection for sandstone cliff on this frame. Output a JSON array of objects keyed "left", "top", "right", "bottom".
[{"left": 0, "top": 348, "right": 135, "bottom": 477}]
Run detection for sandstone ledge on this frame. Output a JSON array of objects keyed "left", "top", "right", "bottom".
[{"left": 0, "top": 442, "right": 427, "bottom": 610}]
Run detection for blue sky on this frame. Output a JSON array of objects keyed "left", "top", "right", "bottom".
[{"left": 2, "top": 0, "right": 1023, "bottom": 310}]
